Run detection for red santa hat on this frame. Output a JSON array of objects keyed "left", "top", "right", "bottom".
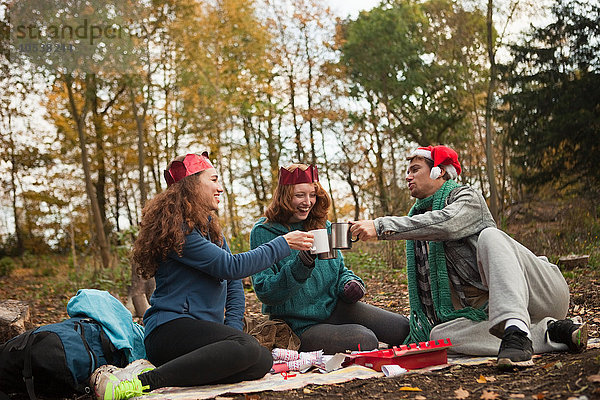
[
  {"left": 410, "top": 145, "right": 461, "bottom": 180},
  {"left": 164, "top": 152, "right": 214, "bottom": 187}
]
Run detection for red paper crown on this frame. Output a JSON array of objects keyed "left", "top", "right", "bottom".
[
  {"left": 164, "top": 152, "right": 214, "bottom": 187},
  {"left": 279, "top": 165, "right": 319, "bottom": 185}
]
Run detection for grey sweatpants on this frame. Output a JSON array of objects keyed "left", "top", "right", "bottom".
[{"left": 430, "top": 227, "right": 570, "bottom": 356}]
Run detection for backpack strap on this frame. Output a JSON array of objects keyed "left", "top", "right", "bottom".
[
  {"left": 99, "top": 327, "right": 122, "bottom": 366},
  {"left": 74, "top": 320, "right": 98, "bottom": 371},
  {"left": 21, "top": 331, "right": 38, "bottom": 400}
]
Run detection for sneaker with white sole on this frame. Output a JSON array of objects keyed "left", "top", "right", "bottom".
[
  {"left": 497, "top": 326, "right": 534, "bottom": 369},
  {"left": 115, "top": 359, "right": 155, "bottom": 381},
  {"left": 106, "top": 375, "right": 148, "bottom": 400},
  {"left": 90, "top": 360, "right": 154, "bottom": 400},
  {"left": 547, "top": 319, "right": 588, "bottom": 353},
  {"left": 90, "top": 364, "right": 121, "bottom": 399}
]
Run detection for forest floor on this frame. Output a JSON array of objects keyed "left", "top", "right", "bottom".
[
  {"left": 237, "top": 270, "right": 600, "bottom": 400},
  {"left": 1, "top": 259, "right": 598, "bottom": 400},
  {"left": 1, "top": 199, "right": 599, "bottom": 399}
]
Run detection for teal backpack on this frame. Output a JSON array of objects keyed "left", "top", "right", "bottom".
[
  {"left": 0, "top": 289, "right": 146, "bottom": 400},
  {"left": 0, "top": 316, "right": 127, "bottom": 399}
]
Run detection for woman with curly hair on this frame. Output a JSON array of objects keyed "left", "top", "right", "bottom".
[
  {"left": 91, "top": 153, "right": 314, "bottom": 400},
  {"left": 250, "top": 164, "right": 410, "bottom": 354}
]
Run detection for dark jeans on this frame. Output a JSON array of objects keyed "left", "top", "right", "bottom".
[
  {"left": 299, "top": 301, "right": 410, "bottom": 354},
  {"left": 140, "top": 317, "right": 272, "bottom": 390}
]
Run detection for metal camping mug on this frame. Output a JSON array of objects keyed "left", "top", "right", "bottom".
[
  {"left": 318, "top": 234, "right": 338, "bottom": 260},
  {"left": 330, "top": 222, "right": 359, "bottom": 250}
]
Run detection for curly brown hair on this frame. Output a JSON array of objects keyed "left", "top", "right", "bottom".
[
  {"left": 264, "top": 164, "right": 330, "bottom": 231},
  {"left": 131, "top": 169, "right": 223, "bottom": 279}
]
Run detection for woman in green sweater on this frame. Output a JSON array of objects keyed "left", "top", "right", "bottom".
[{"left": 250, "top": 164, "right": 410, "bottom": 354}]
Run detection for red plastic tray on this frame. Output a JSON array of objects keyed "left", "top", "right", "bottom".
[{"left": 343, "top": 338, "right": 452, "bottom": 371}]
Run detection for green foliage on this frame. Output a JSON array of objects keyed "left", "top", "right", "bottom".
[
  {"left": 339, "top": 0, "right": 487, "bottom": 146},
  {"left": 381, "top": 241, "right": 406, "bottom": 270},
  {"left": 228, "top": 233, "right": 250, "bottom": 253},
  {"left": 0, "top": 256, "right": 15, "bottom": 277},
  {"left": 60, "top": 255, "right": 131, "bottom": 298},
  {"left": 500, "top": 0, "right": 600, "bottom": 195},
  {"left": 0, "top": 234, "right": 19, "bottom": 257},
  {"left": 344, "top": 242, "right": 407, "bottom": 285},
  {"left": 20, "top": 251, "right": 41, "bottom": 269},
  {"left": 34, "top": 265, "right": 57, "bottom": 277},
  {"left": 562, "top": 270, "right": 576, "bottom": 280},
  {"left": 343, "top": 247, "right": 387, "bottom": 273}
]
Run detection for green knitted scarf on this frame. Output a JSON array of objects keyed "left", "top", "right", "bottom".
[{"left": 404, "top": 180, "right": 488, "bottom": 344}]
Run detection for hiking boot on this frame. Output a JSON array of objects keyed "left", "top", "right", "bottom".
[
  {"left": 91, "top": 365, "right": 151, "bottom": 400},
  {"left": 547, "top": 319, "right": 588, "bottom": 353},
  {"left": 497, "top": 326, "right": 534, "bottom": 369}
]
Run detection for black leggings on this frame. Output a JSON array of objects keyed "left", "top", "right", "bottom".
[
  {"left": 140, "top": 318, "right": 272, "bottom": 390},
  {"left": 299, "top": 301, "right": 410, "bottom": 354}
]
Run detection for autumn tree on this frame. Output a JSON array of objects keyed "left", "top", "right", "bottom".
[
  {"left": 168, "top": 0, "right": 276, "bottom": 240},
  {"left": 337, "top": 0, "right": 488, "bottom": 215},
  {"left": 0, "top": 70, "right": 55, "bottom": 254}
]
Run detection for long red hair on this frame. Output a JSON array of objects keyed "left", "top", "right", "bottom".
[
  {"left": 131, "top": 168, "right": 223, "bottom": 279},
  {"left": 264, "top": 164, "right": 330, "bottom": 231}
]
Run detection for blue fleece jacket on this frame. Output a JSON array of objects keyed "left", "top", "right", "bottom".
[
  {"left": 143, "top": 227, "right": 291, "bottom": 338},
  {"left": 67, "top": 289, "right": 146, "bottom": 362},
  {"left": 250, "top": 218, "right": 363, "bottom": 335}
]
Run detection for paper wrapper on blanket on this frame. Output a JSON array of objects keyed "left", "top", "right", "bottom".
[
  {"left": 381, "top": 364, "right": 407, "bottom": 377},
  {"left": 272, "top": 348, "right": 300, "bottom": 362},
  {"left": 271, "top": 349, "right": 324, "bottom": 372}
]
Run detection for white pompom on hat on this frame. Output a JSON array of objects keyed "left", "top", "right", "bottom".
[{"left": 409, "top": 145, "right": 462, "bottom": 180}]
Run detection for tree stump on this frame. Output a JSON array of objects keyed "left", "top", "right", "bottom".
[{"left": 0, "top": 300, "right": 31, "bottom": 343}]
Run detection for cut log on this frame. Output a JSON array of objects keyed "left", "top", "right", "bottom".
[
  {"left": 558, "top": 254, "right": 590, "bottom": 270},
  {"left": 0, "top": 300, "right": 30, "bottom": 343}
]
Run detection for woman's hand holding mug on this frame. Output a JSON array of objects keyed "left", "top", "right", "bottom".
[{"left": 283, "top": 231, "right": 314, "bottom": 251}]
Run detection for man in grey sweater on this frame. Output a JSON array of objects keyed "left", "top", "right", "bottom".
[{"left": 350, "top": 145, "right": 587, "bottom": 369}]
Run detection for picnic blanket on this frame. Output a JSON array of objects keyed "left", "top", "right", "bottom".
[
  {"left": 133, "top": 355, "right": 479, "bottom": 399},
  {"left": 140, "top": 365, "right": 382, "bottom": 399},
  {"left": 133, "top": 338, "right": 599, "bottom": 399}
]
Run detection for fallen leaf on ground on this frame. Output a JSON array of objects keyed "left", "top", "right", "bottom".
[
  {"left": 399, "top": 386, "right": 422, "bottom": 391},
  {"left": 508, "top": 394, "right": 525, "bottom": 398},
  {"left": 588, "top": 374, "right": 600, "bottom": 383},
  {"left": 542, "top": 361, "right": 563, "bottom": 370},
  {"left": 480, "top": 390, "right": 500, "bottom": 399},
  {"left": 532, "top": 393, "right": 545, "bottom": 399},
  {"left": 476, "top": 374, "right": 487, "bottom": 383},
  {"left": 454, "top": 387, "right": 470, "bottom": 399}
]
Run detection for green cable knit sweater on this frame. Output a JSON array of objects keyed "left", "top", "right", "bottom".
[{"left": 250, "top": 217, "right": 363, "bottom": 335}]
